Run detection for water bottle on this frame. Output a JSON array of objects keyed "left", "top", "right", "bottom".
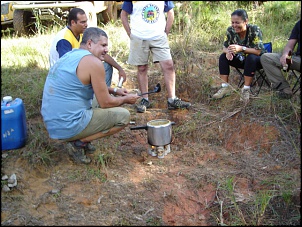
[
  {"left": 1, "top": 96, "right": 27, "bottom": 150},
  {"left": 283, "top": 50, "right": 292, "bottom": 72},
  {"left": 117, "top": 77, "right": 124, "bottom": 88}
]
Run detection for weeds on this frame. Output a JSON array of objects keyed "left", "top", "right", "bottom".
[
  {"left": 213, "top": 175, "right": 297, "bottom": 226},
  {"left": 146, "top": 217, "right": 162, "bottom": 226},
  {"left": 87, "top": 168, "right": 106, "bottom": 182},
  {"left": 67, "top": 167, "right": 106, "bottom": 182},
  {"left": 255, "top": 190, "right": 274, "bottom": 217},
  {"left": 96, "top": 152, "right": 115, "bottom": 168},
  {"left": 163, "top": 189, "right": 178, "bottom": 203}
]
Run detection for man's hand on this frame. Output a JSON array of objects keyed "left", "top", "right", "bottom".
[
  {"left": 124, "top": 93, "right": 140, "bottom": 104},
  {"left": 116, "top": 87, "right": 129, "bottom": 96},
  {"left": 281, "top": 51, "right": 293, "bottom": 71},
  {"left": 118, "top": 68, "right": 127, "bottom": 85}
]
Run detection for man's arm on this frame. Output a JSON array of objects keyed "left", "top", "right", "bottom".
[
  {"left": 103, "top": 54, "right": 127, "bottom": 84},
  {"left": 282, "top": 39, "right": 297, "bottom": 56},
  {"left": 165, "top": 9, "right": 174, "bottom": 35},
  {"left": 280, "top": 39, "right": 298, "bottom": 66},
  {"left": 78, "top": 55, "right": 138, "bottom": 107},
  {"left": 281, "top": 20, "right": 300, "bottom": 66},
  {"left": 121, "top": 10, "right": 131, "bottom": 37},
  {"left": 56, "top": 39, "right": 73, "bottom": 58}
]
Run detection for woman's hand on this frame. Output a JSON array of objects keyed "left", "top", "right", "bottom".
[
  {"left": 228, "top": 44, "right": 240, "bottom": 55},
  {"left": 226, "top": 52, "right": 234, "bottom": 61}
]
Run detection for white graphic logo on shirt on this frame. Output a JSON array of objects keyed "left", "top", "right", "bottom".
[{"left": 142, "top": 4, "right": 159, "bottom": 24}]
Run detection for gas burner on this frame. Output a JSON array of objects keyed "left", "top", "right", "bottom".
[{"left": 148, "top": 144, "right": 171, "bottom": 158}]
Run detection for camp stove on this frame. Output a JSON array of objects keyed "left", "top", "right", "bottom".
[
  {"left": 148, "top": 144, "right": 171, "bottom": 158},
  {"left": 130, "top": 119, "right": 175, "bottom": 159}
]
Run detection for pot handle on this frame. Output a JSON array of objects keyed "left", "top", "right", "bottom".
[{"left": 130, "top": 125, "right": 148, "bottom": 130}]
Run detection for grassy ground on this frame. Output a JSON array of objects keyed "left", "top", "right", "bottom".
[{"left": 1, "top": 1, "right": 301, "bottom": 225}]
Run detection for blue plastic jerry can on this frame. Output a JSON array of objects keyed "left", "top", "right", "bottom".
[{"left": 1, "top": 96, "right": 28, "bottom": 150}]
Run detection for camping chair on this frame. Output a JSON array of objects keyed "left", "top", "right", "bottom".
[
  {"left": 272, "top": 65, "right": 300, "bottom": 95},
  {"left": 283, "top": 69, "right": 301, "bottom": 95},
  {"left": 291, "top": 70, "right": 301, "bottom": 94},
  {"left": 236, "top": 42, "right": 272, "bottom": 96}
]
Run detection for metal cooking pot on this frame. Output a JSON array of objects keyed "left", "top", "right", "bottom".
[{"left": 130, "top": 119, "right": 175, "bottom": 146}]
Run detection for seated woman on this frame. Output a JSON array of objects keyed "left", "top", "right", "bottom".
[{"left": 212, "top": 9, "right": 267, "bottom": 103}]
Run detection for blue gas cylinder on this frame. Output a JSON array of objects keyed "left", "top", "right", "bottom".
[{"left": 1, "top": 96, "right": 27, "bottom": 150}]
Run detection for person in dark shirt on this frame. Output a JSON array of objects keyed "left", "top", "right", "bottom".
[{"left": 261, "top": 20, "right": 300, "bottom": 99}]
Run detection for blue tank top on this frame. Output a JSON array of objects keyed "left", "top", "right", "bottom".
[{"left": 41, "top": 49, "right": 94, "bottom": 139}]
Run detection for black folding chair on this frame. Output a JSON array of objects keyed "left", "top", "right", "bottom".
[
  {"left": 288, "top": 69, "right": 301, "bottom": 94},
  {"left": 274, "top": 67, "right": 300, "bottom": 95},
  {"left": 236, "top": 42, "right": 272, "bottom": 96}
]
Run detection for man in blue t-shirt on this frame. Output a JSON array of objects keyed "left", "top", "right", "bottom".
[
  {"left": 261, "top": 20, "right": 300, "bottom": 99},
  {"left": 49, "top": 8, "right": 127, "bottom": 92}
]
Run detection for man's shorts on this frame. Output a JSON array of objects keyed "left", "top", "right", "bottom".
[
  {"left": 65, "top": 107, "right": 130, "bottom": 142},
  {"left": 128, "top": 34, "right": 172, "bottom": 65}
]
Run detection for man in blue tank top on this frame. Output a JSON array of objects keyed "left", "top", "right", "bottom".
[{"left": 42, "top": 27, "right": 140, "bottom": 164}]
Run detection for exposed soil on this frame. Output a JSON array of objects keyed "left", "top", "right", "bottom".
[{"left": 1, "top": 55, "right": 300, "bottom": 226}]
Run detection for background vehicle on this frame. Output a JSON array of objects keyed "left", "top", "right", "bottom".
[
  {"left": 1, "top": 1, "right": 123, "bottom": 36},
  {"left": 1, "top": 2, "right": 14, "bottom": 31}
]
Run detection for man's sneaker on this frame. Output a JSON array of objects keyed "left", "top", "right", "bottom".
[
  {"left": 212, "top": 86, "right": 232, "bottom": 99},
  {"left": 167, "top": 97, "right": 191, "bottom": 110},
  {"left": 66, "top": 142, "right": 91, "bottom": 164},
  {"left": 240, "top": 88, "right": 251, "bottom": 103},
  {"left": 276, "top": 87, "right": 293, "bottom": 99},
  {"left": 85, "top": 142, "right": 96, "bottom": 154},
  {"left": 136, "top": 98, "right": 151, "bottom": 113},
  {"left": 73, "top": 140, "right": 96, "bottom": 154}
]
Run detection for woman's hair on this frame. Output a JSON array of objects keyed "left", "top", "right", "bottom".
[
  {"left": 68, "top": 8, "right": 86, "bottom": 25},
  {"left": 231, "top": 9, "right": 248, "bottom": 21},
  {"left": 81, "top": 27, "right": 108, "bottom": 44}
]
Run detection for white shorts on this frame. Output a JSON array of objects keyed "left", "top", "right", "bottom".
[{"left": 128, "top": 34, "right": 172, "bottom": 65}]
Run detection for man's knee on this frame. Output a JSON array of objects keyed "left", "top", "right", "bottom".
[
  {"left": 116, "top": 108, "right": 131, "bottom": 126},
  {"left": 138, "top": 65, "right": 148, "bottom": 73},
  {"left": 260, "top": 53, "right": 269, "bottom": 64}
]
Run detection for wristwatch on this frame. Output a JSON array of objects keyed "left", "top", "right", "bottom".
[{"left": 242, "top": 46, "right": 247, "bottom": 52}]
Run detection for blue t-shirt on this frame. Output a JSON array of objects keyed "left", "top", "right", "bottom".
[
  {"left": 49, "top": 26, "right": 82, "bottom": 68},
  {"left": 41, "top": 49, "right": 94, "bottom": 140}
]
